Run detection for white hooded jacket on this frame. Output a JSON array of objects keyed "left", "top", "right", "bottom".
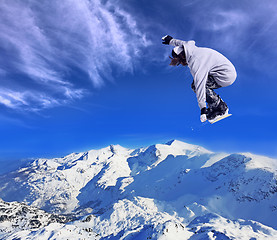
[{"left": 169, "top": 39, "right": 237, "bottom": 109}]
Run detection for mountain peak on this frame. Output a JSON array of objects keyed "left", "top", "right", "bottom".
[
  {"left": 166, "top": 139, "right": 177, "bottom": 145},
  {"left": 164, "top": 139, "right": 212, "bottom": 154},
  {"left": 109, "top": 144, "right": 130, "bottom": 154}
]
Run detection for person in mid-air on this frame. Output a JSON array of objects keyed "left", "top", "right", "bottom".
[{"left": 162, "top": 35, "right": 237, "bottom": 123}]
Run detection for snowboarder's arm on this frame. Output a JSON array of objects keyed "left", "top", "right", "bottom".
[
  {"left": 194, "top": 71, "right": 209, "bottom": 122},
  {"left": 162, "top": 36, "right": 193, "bottom": 47},
  {"left": 169, "top": 38, "right": 186, "bottom": 47},
  {"left": 169, "top": 38, "right": 195, "bottom": 48},
  {"left": 191, "top": 67, "right": 209, "bottom": 110}
]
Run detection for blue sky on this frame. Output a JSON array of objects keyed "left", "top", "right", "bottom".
[{"left": 0, "top": 0, "right": 277, "bottom": 165}]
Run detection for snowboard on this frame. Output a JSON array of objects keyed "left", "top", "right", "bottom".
[{"left": 208, "top": 113, "right": 232, "bottom": 124}]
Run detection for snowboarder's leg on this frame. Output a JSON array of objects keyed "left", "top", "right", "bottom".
[
  {"left": 205, "top": 76, "right": 228, "bottom": 120},
  {"left": 191, "top": 76, "right": 221, "bottom": 108},
  {"left": 205, "top": 76, "right": 222, "bottom": 109},
  {"left": 191, "top": 76, "right": 228, "bottom": 120}
]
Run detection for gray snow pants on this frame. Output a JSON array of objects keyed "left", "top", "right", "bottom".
[{"left": 191, "top": 75, "right": 223, "bottom": 108}]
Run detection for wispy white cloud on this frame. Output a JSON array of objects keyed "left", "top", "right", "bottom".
[
  {"left": 203, "top": 10, "right": 249, "bottom": 32},
  {"left": 0, "top": 0, "right": 150, "bottom": 111},
  {"left": 186, "top": 8, "right": 251, "bottom": 54},
  {"left": 186, "top": 1, "right": 277, "bottom": 57},
  {"left": 0, "top": 88, "right": 60, "bottom": 111}
]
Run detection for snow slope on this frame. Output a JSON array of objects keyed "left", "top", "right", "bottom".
[{"left": 0, "top": 140, "right": 277, "bottom": 239}]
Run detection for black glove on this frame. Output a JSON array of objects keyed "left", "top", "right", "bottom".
[
  {"left": 200, "top": 107, "right": 208, "bottom": 122},
  {"left": 201, "top": 107, "right": 208, "bottom": 115},
  {"left": 162, "top": 35, "right": 173, "bottom": 45}
]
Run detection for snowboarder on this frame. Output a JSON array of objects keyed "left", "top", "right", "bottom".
[{"left": 162, "top": 35, "right": 237, "bottom": 123}]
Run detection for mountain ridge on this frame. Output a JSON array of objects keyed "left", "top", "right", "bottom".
[{"left": 0, "top": 139, "right": 277, "bottom": 239}]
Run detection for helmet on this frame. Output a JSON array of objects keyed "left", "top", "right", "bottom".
[{"left": 172, "top": 46, "right": 184, "bottom": 58}]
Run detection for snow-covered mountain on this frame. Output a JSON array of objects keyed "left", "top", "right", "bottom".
[
  {"left": 0, "top": 140, "right": 277, "bottom": 239},
  {"left": 0, "top": 199, "right": 72, "bottom": 232}
]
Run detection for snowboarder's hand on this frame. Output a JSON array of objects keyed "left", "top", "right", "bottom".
[
  {"left": 200, "top": 107, "right": 208, "bottom": 122},
  {"left": 162, "top": 35, "right": 173, "bottom": 45},
  {"left": 200, "top": 114, "right": 207, "bottom": 122}
]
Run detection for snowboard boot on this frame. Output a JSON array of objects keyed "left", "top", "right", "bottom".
[{"left": 207, "top": 100, "right": 228, "bottom": 121}]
